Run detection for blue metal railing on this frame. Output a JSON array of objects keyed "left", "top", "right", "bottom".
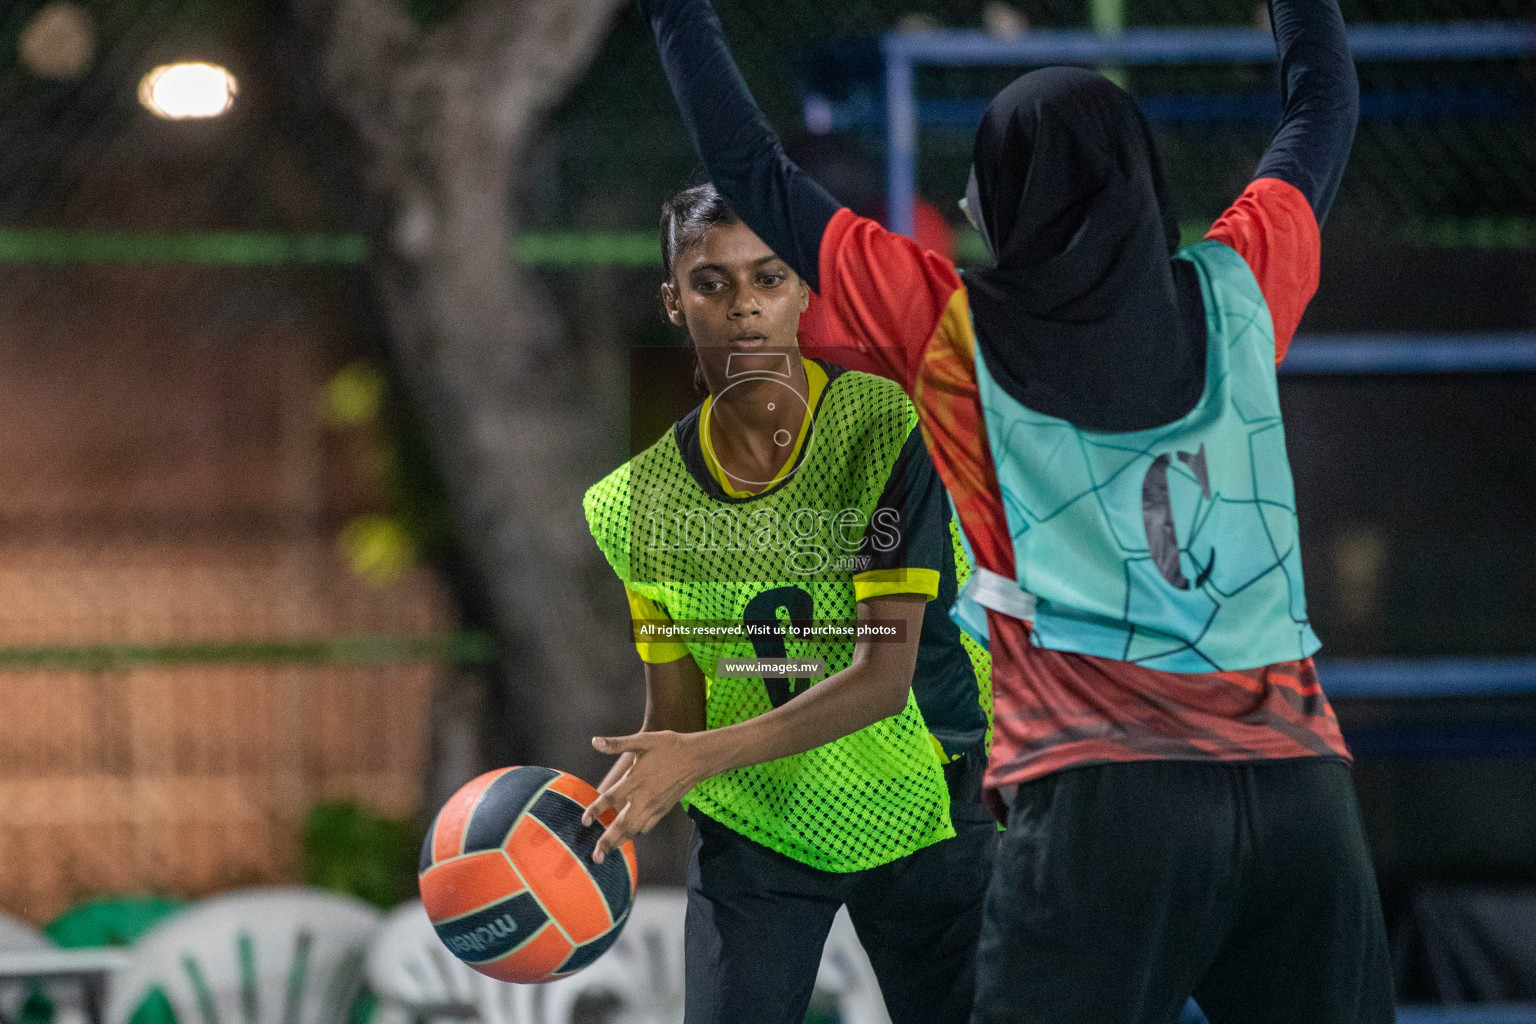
[
  {"left": 1396, "top": 1008, "right": 1536, "bottom": 1023},
  {"left": 825, "top": 86, "right": 1531, "bottom": 132},
  {"left": 1318, "top": 658, "right": 1536, "bottom": 754},
  {"left": 880, "top": 22, "right": 1536, "bottom": 236},
  {"left": 1320, "top": 657, "right": 1536, "bottom": 699},
  {"left": 1280, "top": 333, "right": 1536, "bottom": 374},
  {"left": 883, "top": 22, "right": 1535, "bottom": 69}
]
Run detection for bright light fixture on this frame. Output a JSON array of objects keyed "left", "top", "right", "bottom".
[{"left": 137, "top": 62, "right": 237, "bottom": 119}]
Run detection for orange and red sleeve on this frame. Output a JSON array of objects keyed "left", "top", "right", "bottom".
[
  {"left": 1204, "top": 177, "right": 1322, "bottom": 365},
  {"left": 798, "top": 208, "right": 965, "bottom": 390},
  {"left": 799, "top": 209, "right": 1014, "bottom": 579}
]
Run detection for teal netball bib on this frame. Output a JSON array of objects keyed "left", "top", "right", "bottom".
[{"left": 963, "top": 240, "right": 1320, "bottom": 672}]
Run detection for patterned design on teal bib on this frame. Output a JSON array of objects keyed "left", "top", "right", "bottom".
[{"left": 972, "top": 240, "right": 1321, "bottom": 672}]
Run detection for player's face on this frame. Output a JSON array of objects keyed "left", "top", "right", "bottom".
[{"left": 661, "top": 220, "right": 810, "bottom": 388}]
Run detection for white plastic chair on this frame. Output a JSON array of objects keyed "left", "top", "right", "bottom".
[
  {"left": 532, "top": 888, "right": 686, "bottom": 1024},
  {"left": 0, "top": 913, "right": 48, "bottom": 955},
  {"left": 531, "top": 889, "right": 891, "bottom": 1024},
  {"left": 365, "top": 901, "right": 533, "bottom": 1024},
  {"left": 104, "top": 886, "right": 380, "bottom": 1024},
  {"left": 0, "top": 910, "right": 54, "bottom": 1024}
]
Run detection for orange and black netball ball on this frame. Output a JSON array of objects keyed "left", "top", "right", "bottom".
[{"left": 419, "top": 766, "right": 637, "bottom": 983}]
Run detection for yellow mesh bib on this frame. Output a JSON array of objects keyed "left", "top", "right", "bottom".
[{"left": 584, "top": 369, "right": 954, "bottom": 872}]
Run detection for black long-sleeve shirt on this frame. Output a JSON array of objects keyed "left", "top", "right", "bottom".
[{"left": 639, "top": 0, "right": 1358, "bottom": 290}]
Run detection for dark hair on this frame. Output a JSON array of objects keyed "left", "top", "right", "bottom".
[
  {"left": 659, "top": 181, "right": 740, "bottom": 282},
  {"left": 660, "top": 182, "right": 741, "bottom": 394}
]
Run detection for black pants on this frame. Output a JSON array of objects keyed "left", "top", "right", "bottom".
[
  {"left": 684, "top": 751, "right": 997, "bottom": 1024},
  {"left": 972, "top": 758, "right": 1395, "bottom": 1024}
]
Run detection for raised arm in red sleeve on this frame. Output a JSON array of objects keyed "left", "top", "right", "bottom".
[
  {"left": 799, "top": 209, "right": 1014, "bottom": 581},
  {"left": 1205, "top": 177, "right": 1321, "bottom": 364},
  {"left": 798, "top": 208, "right": 963, "bottom": 390}
]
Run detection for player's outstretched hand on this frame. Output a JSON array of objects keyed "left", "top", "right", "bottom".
[{"left": 584, "top": 730, "right": 714, "bottom": 863}]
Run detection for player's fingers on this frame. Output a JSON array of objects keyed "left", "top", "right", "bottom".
[
  {"left": 584, "top": 765, "right": 645, "bottom": 826},
  {"left": 591, "top": 803, "right": 635, "bottom": 865},
  {"left": 595, "top": 751, "right": 635, "bottom": 796},
  {"left": 592, "top": 732, "right": 655, "bottom": 755},
  {"left": 583, "top": 775, "right": 630, "bottom": 826},
  {"left": 637, "top": 806, "right": 668, "bottom": 836},
  {"left": 584, "top": 777, "right": 615, "bottom": 827}
]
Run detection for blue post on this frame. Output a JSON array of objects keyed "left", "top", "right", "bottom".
[{"left": 882, "top": 36, "right": 918, "bottom": 238}]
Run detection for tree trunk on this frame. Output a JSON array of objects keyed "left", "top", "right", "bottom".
[{"left": 295, "top": 0, "right": 636, "bottom": 779}]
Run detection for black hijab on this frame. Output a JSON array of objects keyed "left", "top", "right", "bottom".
[{"left": 966, "top": 67, "right": 1205, "bottom": 433}]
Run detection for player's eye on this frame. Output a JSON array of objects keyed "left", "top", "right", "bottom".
[{"left": 758, "top": 273, "right": 784, "bottom": 288}]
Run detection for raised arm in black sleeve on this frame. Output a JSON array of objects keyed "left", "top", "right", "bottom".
[
  {"left": 1255, "top": 0, "right": 1359, "bottom": 223},
  {"left": 639, "top": 0, "right": 842, "bottom": 290}
]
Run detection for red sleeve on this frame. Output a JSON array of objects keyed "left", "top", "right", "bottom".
[
  {"left": 797, "top": 208, "right": 963, "bottom": 393},
  {"left": 1204, "top": 177, "right": 1321, "bottom": 365},
  {"left": 796, "top": 208, "right": 1013, "bottom": 579}
]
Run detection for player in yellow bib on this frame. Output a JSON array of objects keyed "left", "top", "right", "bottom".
[{"left": 581, "top": 183, "right": 993, "bottom": 1024}]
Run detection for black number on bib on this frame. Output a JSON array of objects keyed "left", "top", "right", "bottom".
[
  {"left": 742, "top": 586, "right": 815, "bottom": 708},
  {"left": 1140, "top": 443, "right": 1215, "bottom": 590}
]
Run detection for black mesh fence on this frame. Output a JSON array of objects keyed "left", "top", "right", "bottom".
[
  {"left": 2, "top": 0, "right": 1529, "bottom": 242},
  {"left": 0, "top": 0, "right": 1533, "bottom": 901},
  {"left": 547, "top": 0, "right": 1533, "bottom": 244}
]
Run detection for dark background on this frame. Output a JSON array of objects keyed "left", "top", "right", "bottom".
[{"left": 0, "top": 0, "right": 1531, "bottom": 948}]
